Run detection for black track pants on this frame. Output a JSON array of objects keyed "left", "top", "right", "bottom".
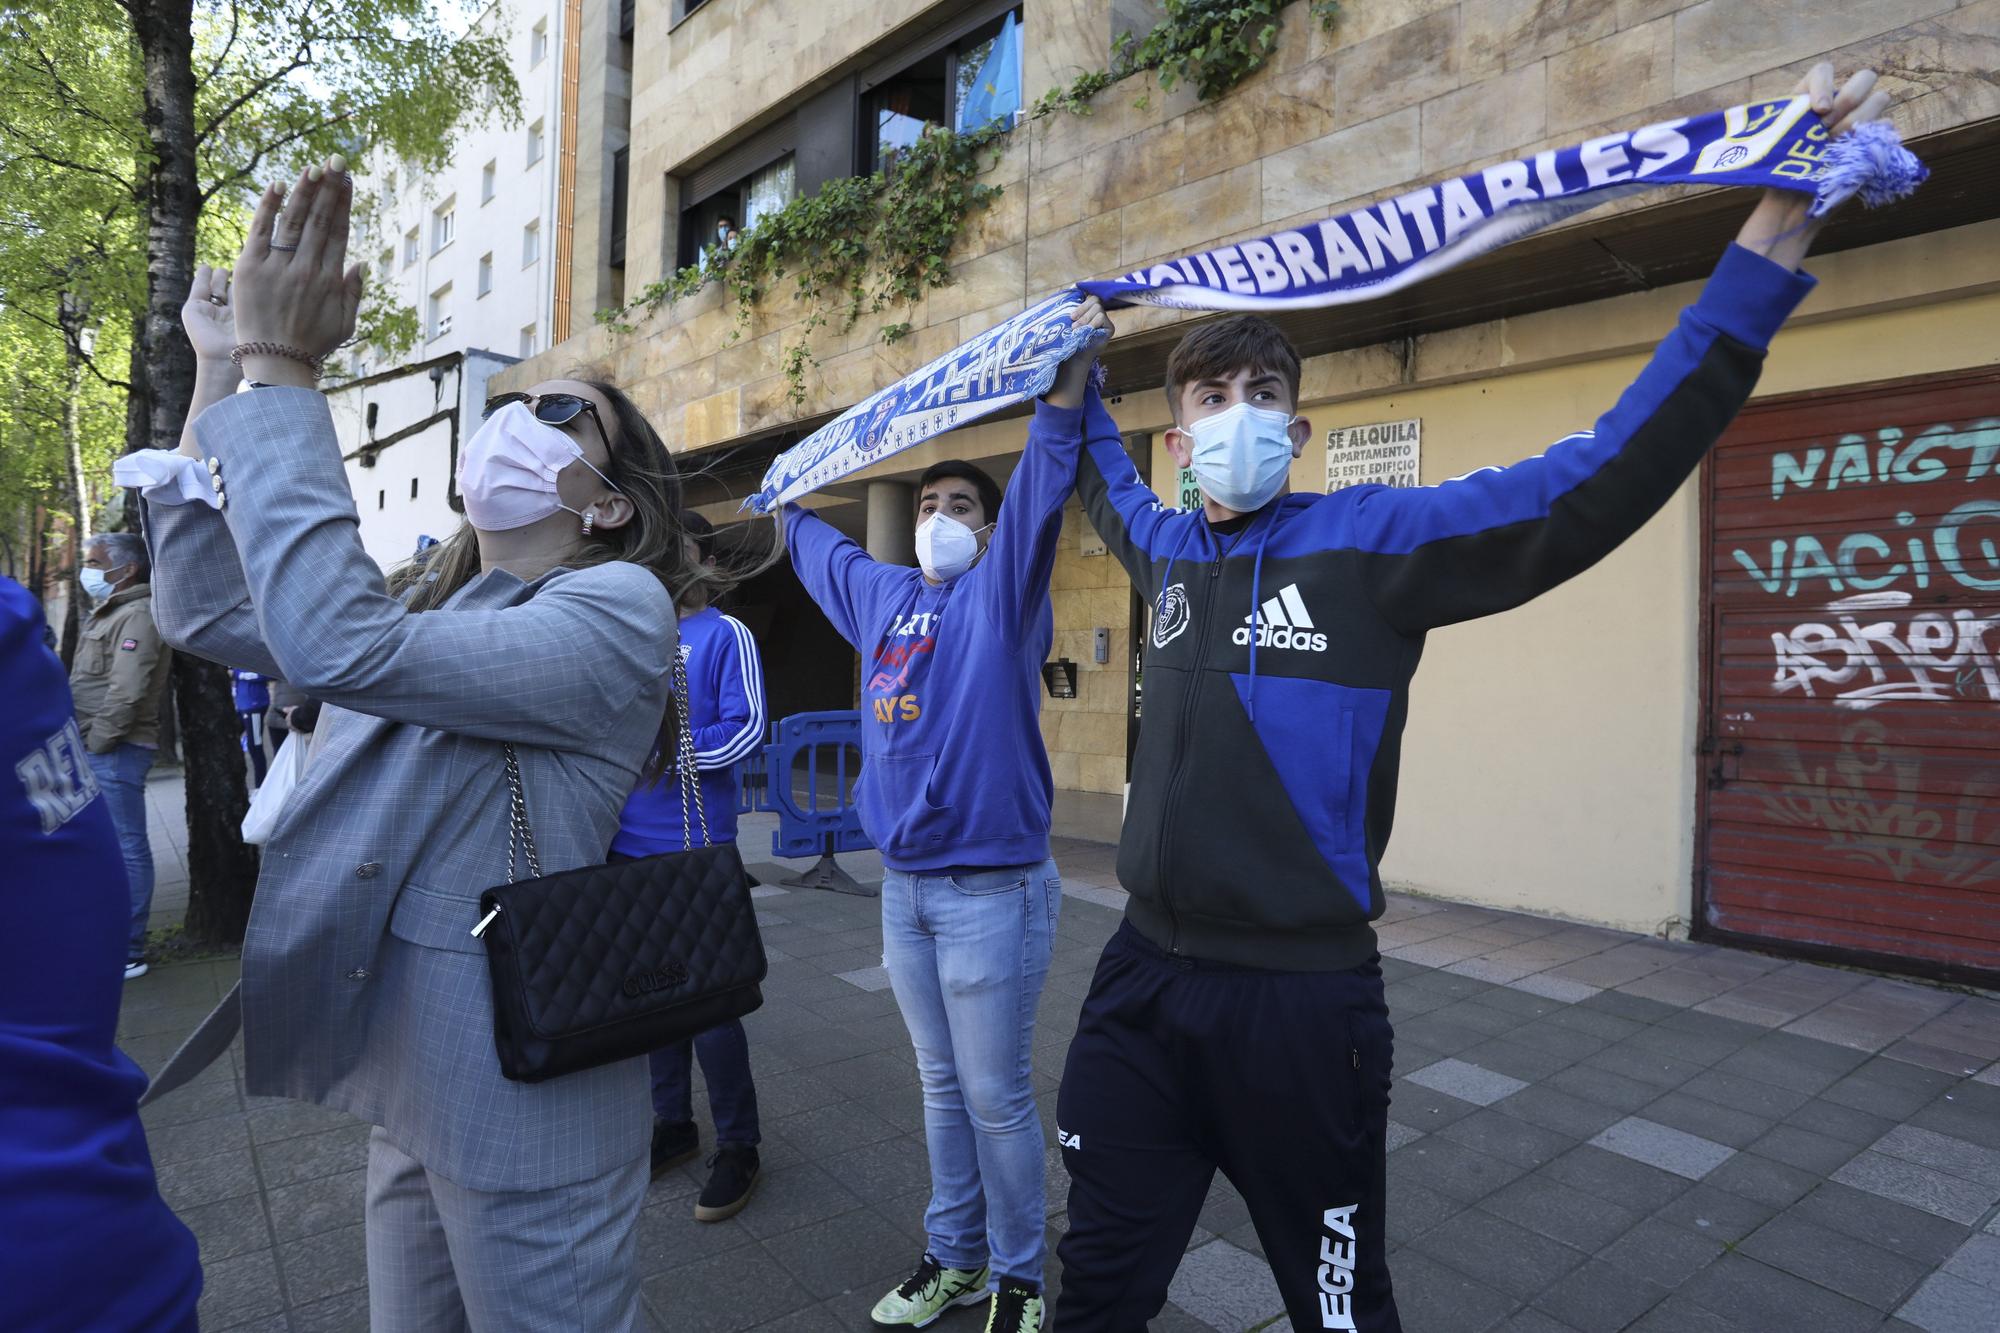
[{"left": 1053, "top": 922, "right": 1400, "bottom": 1332}]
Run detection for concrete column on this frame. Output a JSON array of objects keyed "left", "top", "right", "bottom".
[{"left": 865, "top": 481, "right": 916, "bottom": 565}]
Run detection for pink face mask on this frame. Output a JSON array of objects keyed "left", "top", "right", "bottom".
[{"left": 457, "top": 401, "right": 618, "bottom": 531}]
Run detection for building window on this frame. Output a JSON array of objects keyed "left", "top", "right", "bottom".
[
  {"left": 522, "top": 220, "right": 541, "bottom": 267},
  {"left": 530, "top": 18, "right": 549, "bottom": 66},
  {"left": 680, "top": 153, "right": 795, "bottom": 269},
  {"left": 378, "top": 490, "right": 386, "bottom": 510},
  {"left": 865, "top": 9, "right": 1022, "bottom": 173},
  {"left": 377, "top": 249, "right": 393, "bottom": 283},
  {"left": 481, "top": 160, "right": 497, "bottom": 204},
  {"left": 743, "top": 155, "right": 795, "bottom": 230},
  {"left": 519, "top": 324, "right": 537, "bottom": 358},
  {"left": 609, "top": 146, "right": 629, "bottom": 269},
  {"left": 431, "top": 199, "right": 456, "bottom": 254},
  {"left": 477, "top": 253, "right": 494, "bottom": 297},
  {"left": 402, "top": 226, "right": 420, "bottom": 268},
  {"left": 384, "top": 171, "right": 397, "bottom": 207},
  {"left": 411, "top": 477, "right": 421, "bottom": 499},
  {"left": 527, "top": 119, "right": 545, "bottom": 167},
  {"left": 428, "top": 284, "right": 452, "bottom": 340}
]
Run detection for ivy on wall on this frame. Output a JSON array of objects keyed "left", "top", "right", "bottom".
[{"left": 606, "top": 0, "right": 1343, "bottom": 409}]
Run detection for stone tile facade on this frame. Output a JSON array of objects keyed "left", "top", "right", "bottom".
[{"left": 503, "top": 0, "right": 2000, "bottom": 455}]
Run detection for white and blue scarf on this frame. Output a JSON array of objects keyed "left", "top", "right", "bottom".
[{"left": 747, "top": 98, "right": 1924, "bottom": 513}]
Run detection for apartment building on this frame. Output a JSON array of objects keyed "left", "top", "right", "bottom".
[
  {"left": 504, "top": 0, "right": 2000, "bottom": 986},
  {"left": 334, "top": 0, "right": 636, "bottom": 568}
]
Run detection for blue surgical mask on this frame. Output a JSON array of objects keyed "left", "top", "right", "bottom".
[
  {"left": 79, "top": 568, "right": 114, "bottom": 601},
  {"left": 1186, "top": 402, "right": 1296, "bottom": 513}
]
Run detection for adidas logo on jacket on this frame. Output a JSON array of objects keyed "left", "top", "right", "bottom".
[{"left": 1234, "top": 584, "right": 1327, "bottom": 652}]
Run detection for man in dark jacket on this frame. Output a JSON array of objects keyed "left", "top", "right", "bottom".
[
  {"left": 71, "top": 532, "right": 174, "bottom": 979},
  {"left": 1051, "top": 63, "right": 1891, "bottom": 1333}
]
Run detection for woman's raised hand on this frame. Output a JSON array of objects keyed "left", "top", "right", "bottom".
[
  {"left": 181, "top": 264, "right": 239, "bottom": 365},
  {"left": 229, "top": 156, "right": 366, "bottom": 387}
]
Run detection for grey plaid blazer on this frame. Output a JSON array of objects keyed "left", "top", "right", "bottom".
[{"left": 144, "top": 386, "right": 675, "bottom": 1191}]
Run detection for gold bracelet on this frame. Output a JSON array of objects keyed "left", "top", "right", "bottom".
[{"left": 229, "top": 341, "right": 326, "bottom": 381}]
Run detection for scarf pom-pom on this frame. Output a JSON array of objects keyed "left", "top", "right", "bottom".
[{"left": 1811, "top": 120, "right": 1928, "bottom": 217}]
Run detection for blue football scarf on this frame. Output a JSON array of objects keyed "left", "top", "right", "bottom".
[{"left": 746, "top": 98, "right": 1924, "bottom": 513}]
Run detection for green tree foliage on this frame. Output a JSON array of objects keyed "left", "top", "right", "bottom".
[
  {"left": 0, "top": 0, "right": 518, "bottom": 423},
  {"left": 0, "top": 0, "right": 517, "bottom": 946}
]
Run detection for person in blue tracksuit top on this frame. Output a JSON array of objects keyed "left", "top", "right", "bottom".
[
  {"left": 231, "top": 666, "right": 273, "bottom": 784},
  {"left": 612, "top": 511, "right": 769, "bottom": 1222},
  {"left": 1051, "top": 61, "right": 1893, "bottom": 1333},
  {"left": 0, "top": 575, "right": 202, "bottom": 1331},
  {"left": 787, "top": 298, "right": 1113, "bottom": 1333}
]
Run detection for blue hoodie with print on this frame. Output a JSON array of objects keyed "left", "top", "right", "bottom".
[{"left": 786, "top": 396, "right": 1089, "bottom": 872}]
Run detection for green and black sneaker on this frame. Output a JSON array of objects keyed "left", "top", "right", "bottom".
[
  {"left": 869, "top": 1253, "right": 990, "bottom": 1328},
  {"left": 983, "top": 1276, "right": 1044, "bottom": 1332}
]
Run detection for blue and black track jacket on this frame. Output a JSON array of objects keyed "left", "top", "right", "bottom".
[{"left": 1077, "top": 243, "right": 1816, "bottom": 970}]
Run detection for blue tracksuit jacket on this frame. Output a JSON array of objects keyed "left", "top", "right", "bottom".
[
  {"left": 612, "top": 606, "right": 766, "bottom": 853},
  {"left": 1077, "top": 243, "right": 1817, "bottom": 968}
]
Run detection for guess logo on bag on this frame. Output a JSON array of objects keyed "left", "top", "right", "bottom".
[{"left": 621, "top": 961, "right": 690, "bottom": 998}]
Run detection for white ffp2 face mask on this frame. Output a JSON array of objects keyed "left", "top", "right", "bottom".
[
  {"left": 457, "top": 401, "right": 618, "bottom": 531},
  {"left": 1186, "top": 401, "right": 1296, "bottom": 513},
  {"left": 914, "top": 512, "right": 989, "bottom": 582}
]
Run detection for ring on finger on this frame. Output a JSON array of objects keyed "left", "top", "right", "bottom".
[
  {"left": 271, "top": 241, "right": 299, "bottom": 252},
  {"left": 207, "top": 294, "right": 228, "bottom": 306}
]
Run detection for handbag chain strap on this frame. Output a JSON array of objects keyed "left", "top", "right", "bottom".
[
  {"left": 494, "top": 644, "right": 707, "bottom": 886},
  {"left": 671, "top": 647, "right": 712, "bottom": 850},
  {"left": 502, "top": 743, "right": 542, "bottom": 884}
]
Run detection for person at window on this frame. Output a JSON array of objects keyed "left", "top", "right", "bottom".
[
  {"left": 702, "top": 215, "right": 741, "bottom": 267},
  {"left": 69, "top": 531, "right": 173, "bottom": 981},
  {"left": 120, "top": 158, "right": 717, "bottom": 1331},
  {"left": 611, "top": 510, "right": 768, "bottom": 1222}
]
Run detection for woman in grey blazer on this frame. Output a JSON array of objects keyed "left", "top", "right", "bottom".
[{"left": 128, "top": 160, "right": 709, "bottom": 1331}]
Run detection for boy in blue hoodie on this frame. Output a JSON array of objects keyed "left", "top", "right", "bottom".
[
  {"left": 1050, "top": 62, "right": 1889, "bottom": 1333},
  {"left": 787, "top": 297, "right": 1112, "bottom": 1333}
]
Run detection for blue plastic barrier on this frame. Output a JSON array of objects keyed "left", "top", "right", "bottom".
[
  {"left": 734, "top": 744, "right": 772, "bottom": 817},
  {"left": 759, "top": 710, "right": 876, "bottom": 896}
]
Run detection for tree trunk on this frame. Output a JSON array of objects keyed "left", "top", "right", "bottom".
[
  {"left": 63, "top": 347, "right": 91, "bottom": 548},
  {"left": 61, "top": 342, "right": 90, "bottom": 671},
  {"left": 130, "top": 0, "right": 260, "bottom": 944},
  {"left": 122, "top": 310, "right": 151, "bottom": 534},
  {"left": 131, "top": 0, "right": 198, "bottom": 458},
  {"left": 174, "top": 655, "right": 256, "bottom": 942}
]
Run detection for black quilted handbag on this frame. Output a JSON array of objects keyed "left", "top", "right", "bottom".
[{"left": 472, "top": 652, "right": 767, "bottom": 1083}]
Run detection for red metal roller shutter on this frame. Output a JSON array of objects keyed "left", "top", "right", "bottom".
[{"left": 1697, "top": 368, "right": 2000, "bottom": 987}]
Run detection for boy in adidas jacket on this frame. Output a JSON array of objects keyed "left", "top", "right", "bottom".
[{"left": 1051, "top": 62, "right": 1889, "bottom": 1333}]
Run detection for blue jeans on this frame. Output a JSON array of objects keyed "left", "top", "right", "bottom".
[
  {"left": 85, "top": 742, "right": 155, "bottom": 961},
  {"left": 649, "top": 1019, "right": 761, "bottom": 1146},
  {"left": 881, "top": 859, "right": 1060, "bottom": 1288}
]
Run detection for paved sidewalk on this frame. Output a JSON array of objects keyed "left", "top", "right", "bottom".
[{"left": 123, "top": 793, "right": 2000, "bottom": 1331}]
